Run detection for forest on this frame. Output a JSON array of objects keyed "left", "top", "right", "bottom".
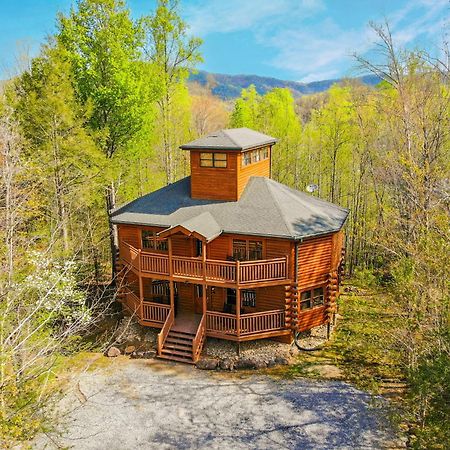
[{"left": 0, "top": 0, "right": 449, "bottom": 447}]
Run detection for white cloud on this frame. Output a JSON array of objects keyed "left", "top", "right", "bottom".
[
  {"left": 185, "top": 0, "right": 324, "bottom": 36},
  {"left": 264, "top": 19, "right": 376, "bottom": 82},
  {"left": 186, "top": 0, "right": 449, "bottom": 82},
  {"left": 263, "top": 0, "right": 449, "bottom": 82}
]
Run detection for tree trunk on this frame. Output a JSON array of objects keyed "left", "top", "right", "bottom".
[{"left": 106, "top": 181, "right": 118, "bottom": 282}]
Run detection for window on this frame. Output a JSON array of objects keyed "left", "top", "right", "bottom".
[
  {"left": 142, "top": 230, "right": 168, "bottom": 251},
  {"left": 242, "top": 290, "right": 256, "bottom": 307},
  {"left": 196, "top": 285, "right": 203, "bottom": 297},
  {"left": 149, "top": 280, "right": 170, "bottom": 304},
  {"left": 195, "top": 239, "right": 203, "bottom": 257},
  {"left": 200, "top": 152, "right": 227, "bottom": 168},
  {"left": 226, "top": 288, "right": 236, "bottom": 305},
  {"left": 241, "top": 147, "right": 270, "bottom": 167},
  {"left": 248, "top": 241, "right": 263, "bottom": 260},
  {"left": 151, "top": 280, "right": 170, "bottom": 296},
  {"left": 233, "top": 239, "right": 263, "bottom": 261},
  {"left": 300, "top": 287, "right": 324, "bottom": 310},
  {"left": 233, "top": 240, "right": 247, "bottom": 261}
]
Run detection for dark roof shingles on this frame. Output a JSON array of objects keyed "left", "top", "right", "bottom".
[
  {"left": 180, "top": 128, "right": 277, "bottom": 151},
  {"left": 111, "top": 177, "right": 349, "bottom": 240}
]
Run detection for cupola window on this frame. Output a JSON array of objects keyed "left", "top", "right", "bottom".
[{"left": 200, "top": 152, "right": 227, "bottom": 168}]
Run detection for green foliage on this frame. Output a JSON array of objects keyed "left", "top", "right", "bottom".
[
  {"left": 0, "top": 253, "right": 94, "bottom": 444},
  {"left": 230, "top": 85, "right": 302, "bottom": 184},
  {"left": 57, "top": 0, "right": 152, "bottom": 158},
  {"left": 407, "top": 344, "right": 450, "bottom": 448},
  {"left": 15, "top": 43, "right": 106, "bottom": 256},
  {"left": 145, "top": 0, "right": 202, "bottom": 183}
]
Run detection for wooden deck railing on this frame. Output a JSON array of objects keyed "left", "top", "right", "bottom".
[
  {"left": 141, "top": 252, "right": 169, "bottom": 275},
  {"left": 124, "top": 290, "right": 141, "bottom": 314},
  {"left": 205, "top": 259, "right": 236, "bottom": 282},
  {"left": 121, "top": 242, "right": 289, "bottom": 285},
  {"left": 206, "top": 309, "right": 285, "bottom": 337},
  {"left": 206, "top": 311, "right": 237, "bottom": 335},
  {"left": 240, "top": 309, "right": 285, "bottom": 335},
  {"left": 192, "top": 314, "right": 206, "bottom": 362},
  {"left": 173, "top": 256, "right": 203, "bottom": 278},
  {"left": 141, "top": 301, "right": 170, "bottom": 324},
  {"left": 157, "top": 309, "right": 174, "bottom": 356},
  {"left": 239, "top": 258, "right": 287, "bottom": 283}
]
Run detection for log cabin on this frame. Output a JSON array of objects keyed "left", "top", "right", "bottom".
[{"left": 112, "top": 128, "right": 348, "bottom": 363}]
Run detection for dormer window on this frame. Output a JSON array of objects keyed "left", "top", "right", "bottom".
[{"left": 200, "top": 152, "right": 227, "bottom": 168}]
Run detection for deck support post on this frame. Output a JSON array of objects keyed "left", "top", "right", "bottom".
[
  {"left": 236, "top": 261, "right": 241, "bottom": 339},
  {"left": 168, "top": 237, "right": 175, "bottom": 318},
  {"left": 202, "top": 240, "right": 207, "bottom": 315},
  {"left": 138, "top": 249, "right": 143, "bottom": 320}
]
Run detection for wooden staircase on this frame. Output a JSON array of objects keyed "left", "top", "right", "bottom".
[
  {"left": 159, "top": 330, "right": 196, "bottom": 364},
  {"left": 157, "top": 313, "right": 206, "bottom": 364}
]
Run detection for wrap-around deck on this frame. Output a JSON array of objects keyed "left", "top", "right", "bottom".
[
  {"left": 121, "top": 241, "right": 290, "bottom": 287},
  {"left": 122, "top": 290, "right": 289, "bottom": 345}
]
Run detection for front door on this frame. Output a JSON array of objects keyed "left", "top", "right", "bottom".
[{"left": 194, "top": 285, "right": 204, "bottom": 314}]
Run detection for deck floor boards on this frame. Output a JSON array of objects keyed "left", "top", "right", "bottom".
[{"left": 172, "top": 312, "right": 201, "bottom": 334}]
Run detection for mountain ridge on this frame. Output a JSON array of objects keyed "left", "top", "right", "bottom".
[{"left": 188, "top": 70, "right": 381, "bottom": 100}]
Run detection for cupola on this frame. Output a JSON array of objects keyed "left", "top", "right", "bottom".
[{"left": 180, "top": 128, "right": 277, "bottom": 201}]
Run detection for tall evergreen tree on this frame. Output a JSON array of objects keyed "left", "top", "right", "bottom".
[{"left": 15, "top": 43, "right": 104, "bottom": 256}]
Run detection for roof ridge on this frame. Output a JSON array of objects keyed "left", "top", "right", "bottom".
[
  {"left": 266, "top": 178, "right": 349, "bottom": 213},
  {"left": 261, "top": 177, "right": 295, "bottom": 237},
  {"left": 221, "top": 129, "right": 241, "bottom": 148}
]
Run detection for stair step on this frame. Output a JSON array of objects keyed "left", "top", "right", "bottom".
[
  {"left": 162, "top": 348, "right": 193, "bottom": 358},
  {"left": 164, "top": 342, "right": 193, "bottom": 351},
  {"left": 158, "top": 354, "right": 195, "bottom": 364},
  {"left": 170, "top": 330, "right": 196, "bottom": 337},
  {"left": 164, "top": 336, "right": 192, "bottom": 347},
  {"left": 166, "top": 335, "right": 193, "bottom": 343},
  {"left": 168, "top": 332, "right": 195, "bottom": 341},
  {"left": 166, "top": 339, "right": 192, "bottom": 346}
]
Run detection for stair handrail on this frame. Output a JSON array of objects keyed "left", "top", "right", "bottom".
[
  {"left": 157, "top": 308, "right": 174, "bottom": 356},
  {"left": 192, "top": 314, "right": 206, "bottom": 362}
]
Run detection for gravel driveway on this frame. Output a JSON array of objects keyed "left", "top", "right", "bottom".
[{"left": 35, "top": 357, "right": 400, "bottom": 449}]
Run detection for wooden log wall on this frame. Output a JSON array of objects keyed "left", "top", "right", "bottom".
[
  {"left": 236, "top": 146, "right": 271, "bottom": 198},
  {"left": 190, "top": 150, "right": 239, "bottom": 201},
  {"left": 297, "top": 234, "right": 333, "bottom": 289},
  {"left": 292, "top": 231, "right": 345, "bottom": 332}
]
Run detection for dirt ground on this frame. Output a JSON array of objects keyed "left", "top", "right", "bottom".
[{"left": 33, "top": 356, "right": 402, "bottom": 449}]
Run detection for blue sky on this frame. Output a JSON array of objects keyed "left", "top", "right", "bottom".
[{"left": 0, "top": 0, "right": 448, "bottom": 81}]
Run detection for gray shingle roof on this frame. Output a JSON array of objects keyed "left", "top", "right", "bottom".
[
  {"left": 163, "top": 212, "right": 222, "bottom": 242},
  {"left": 111, "top": 177, "right": 349, "bottom": 241},
  {"left": 180, "top": 128, "right": 278, "bottom": 151}
]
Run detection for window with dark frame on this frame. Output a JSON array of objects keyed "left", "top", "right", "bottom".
[
  {"left": 242, "top": 289, "right": 256, "bottom": 307},
  {"left": 200, "top": 152, "right": 227, "bottom": 168},
  {"left": 195, "top": 239, "right": 203, "bottom": 257},
  {"left": 300, "top": 287, "right": 324, "bottom": 310},
  {"left": 141, "top": 230, "right": 168, "bottom": 251},
  {"left": 248, "top": 240, "right": 263, "bottom": 260},
  {"left": 232, "top": 239, "right": 263, "bottom": 261}
]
